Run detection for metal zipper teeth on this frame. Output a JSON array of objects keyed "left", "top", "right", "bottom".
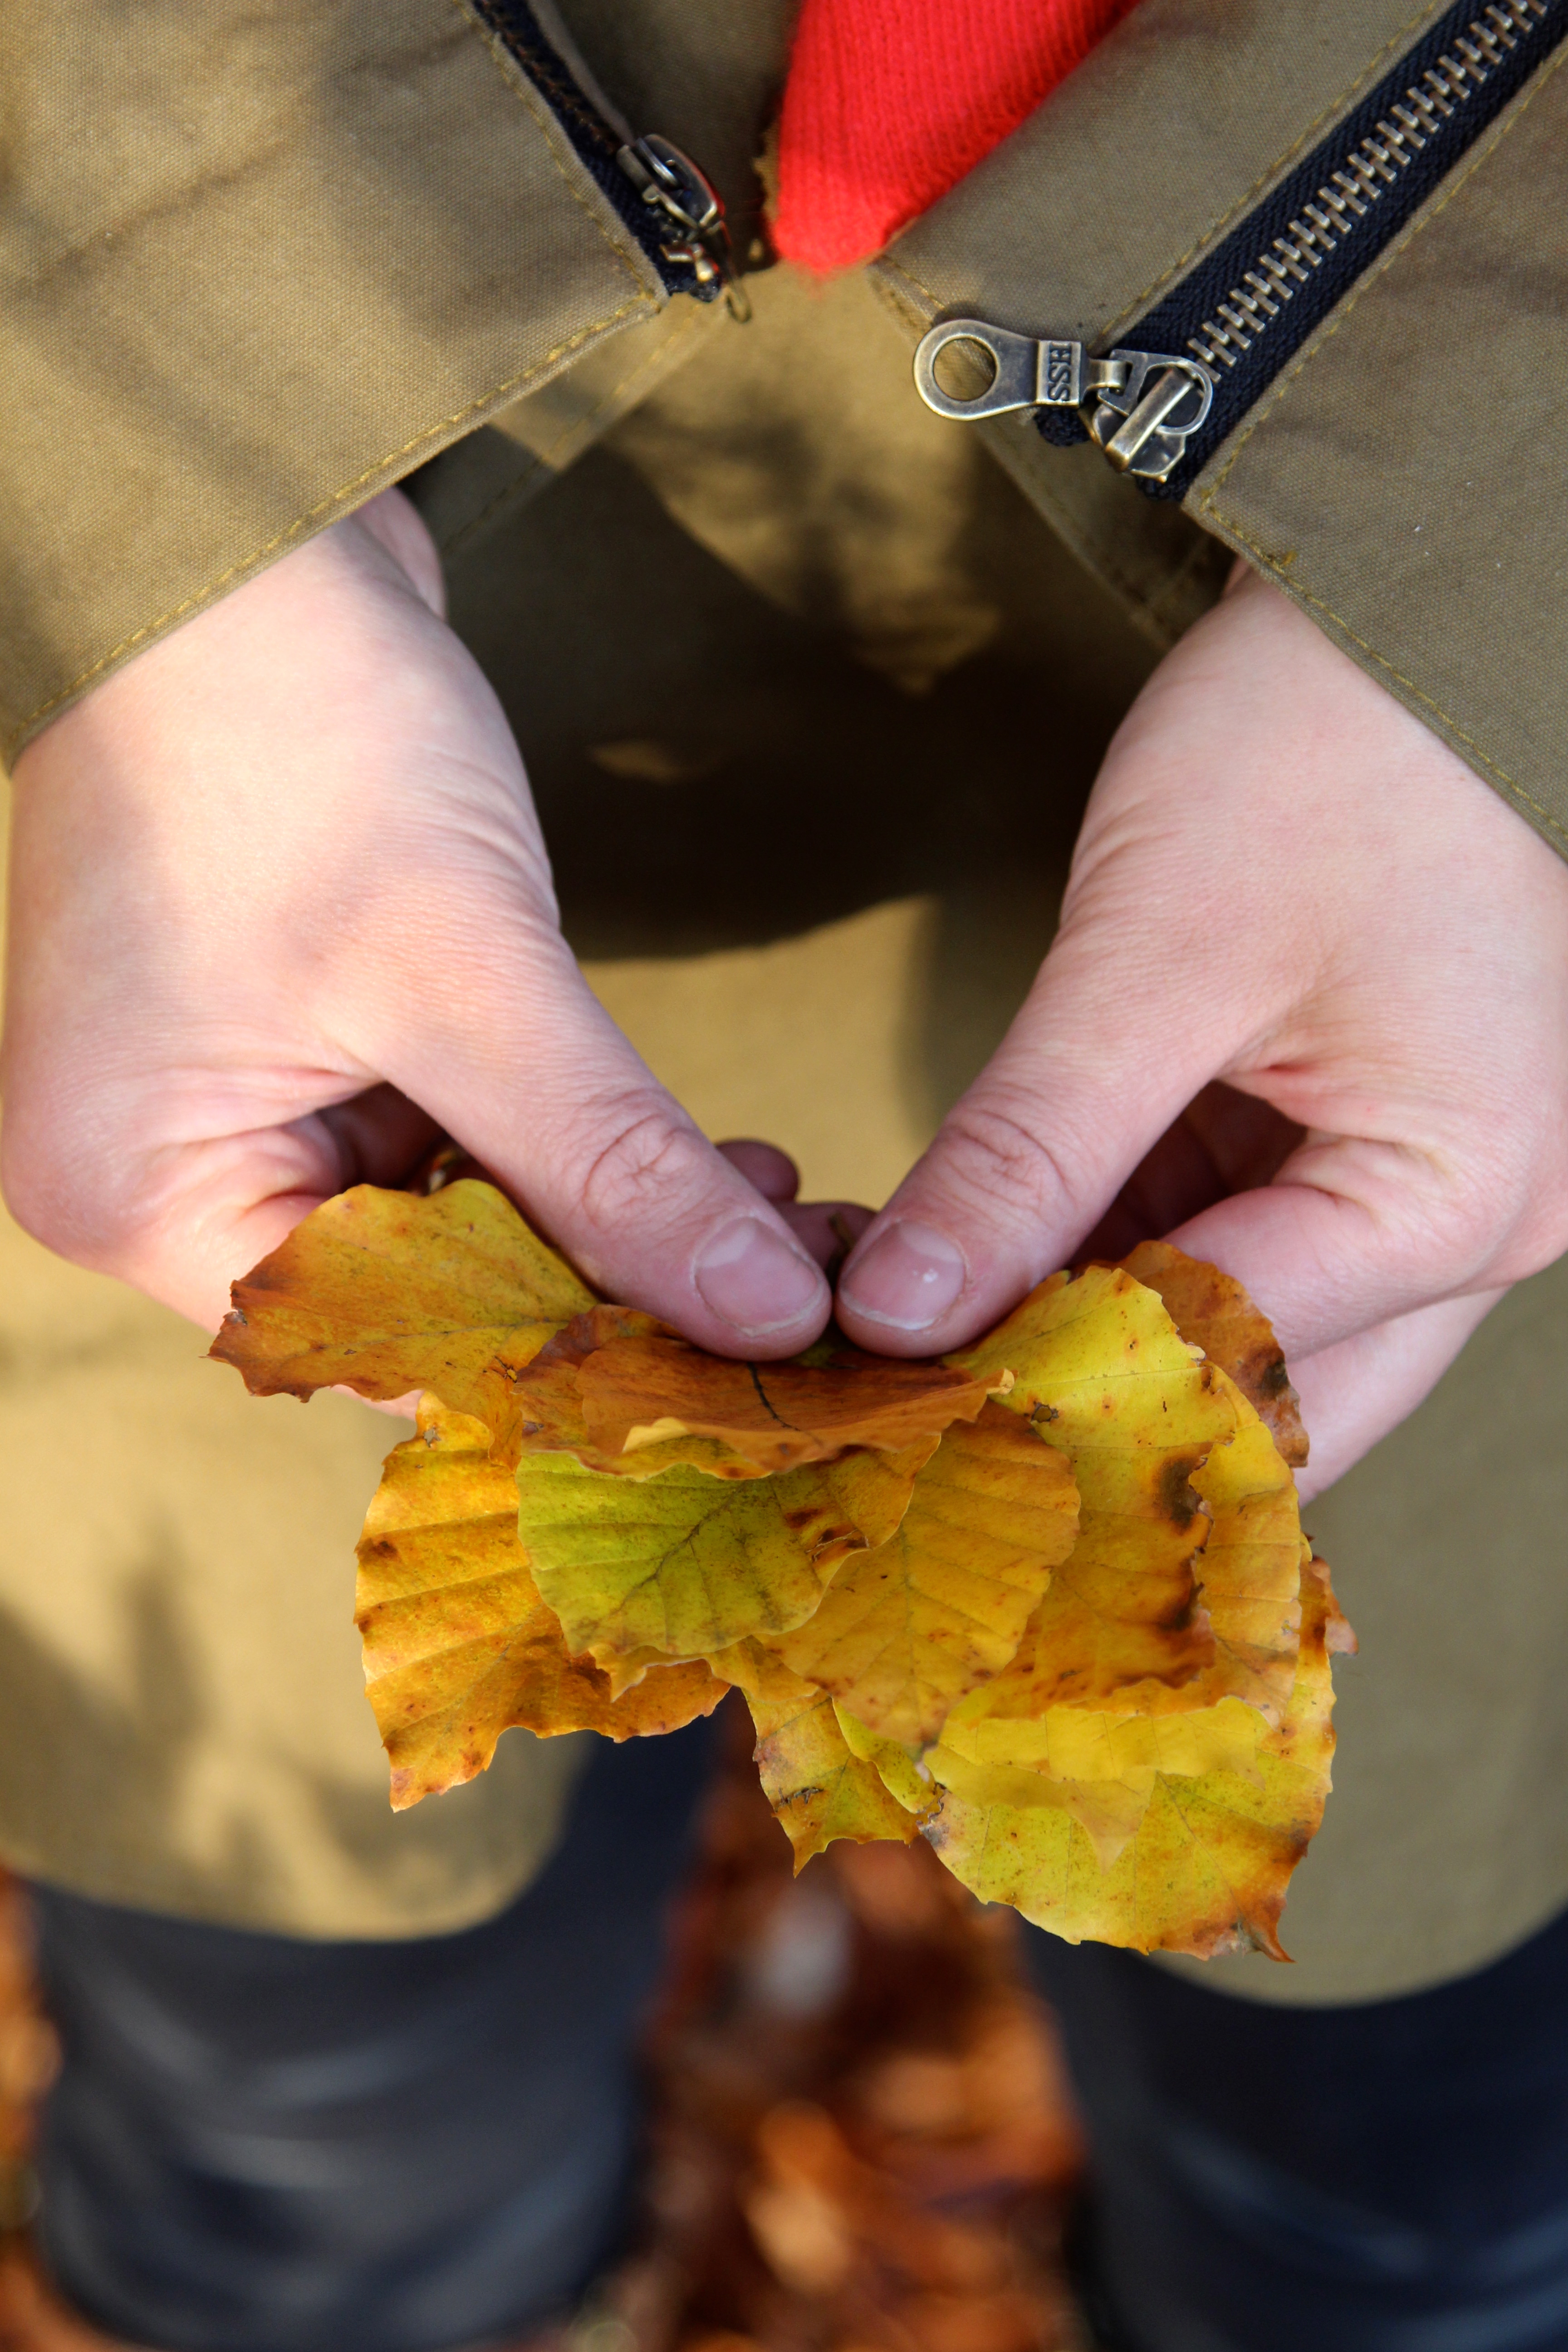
[
  {"left": 1045, "top": 0, "right": 1567, "bottom": 492},
  {"left": 1187, "top": 0, "right": 1547, "bottom": 376},
  {"left": 466, "top": 0, "right": 718, "bottom": 300}
]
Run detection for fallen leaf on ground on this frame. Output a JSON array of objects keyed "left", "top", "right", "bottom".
[
  {"left": 767, "top": 1406, "right": 1080, "bottom": 1748},
  {"left": 211, "top": 1181, "right": 592, "bottom": 1421},
  {"left": 358, "top": 1395, "right": 725, "bottom": 1807}
]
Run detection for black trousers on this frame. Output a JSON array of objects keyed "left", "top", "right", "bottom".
[
  {"left": 29, "top": 1718, "right": 718, "bottom": 2352},
  {"left": 1028, "top": 1909, "right": 1568, "bottom": 2352},
  {"left": 28, "top": 1737, "right": 1568, "bottom": 2352}
]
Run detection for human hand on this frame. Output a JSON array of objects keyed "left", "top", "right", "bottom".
[
  {"left": 1, "top": 491, "right": 847, "bottom": 1355},
  {"left": 834, "top": 565, "right": 1568, "bottom": 1497}
]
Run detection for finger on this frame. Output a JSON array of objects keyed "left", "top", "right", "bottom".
[
  {"left": 716, "top": 1140, "right": 801, "bottom": 1203},
  {"left": 316, "top": 1084, "right": 445, "bottom": 1190},
  {"left": 780, "top": 1199, "right": 875, "bottom": 1272},
  {"left": 833, "top": 917, "right": 1244, "bottom": 1353},
  {"left": 366, "top": 930, "right": 833, "bottom": 1358},
  {"left": 1289, "top": 1289, "right": 1504, "bottom": 1502},
  {"left": 1165, "top": 1124, "right": 1514, "bottom": 1367},
  {"left": 1076, "top": 1083, "right": 1303, "bottom": 1264}
]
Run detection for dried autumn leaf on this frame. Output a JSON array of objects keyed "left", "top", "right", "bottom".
[
  {"left": 749, "top": 1684, "right": 919, "bottom": 1869},
  {"left": 965, "top": 1366, "right": 1302, "bottom": 1761},
  {"left": 835, "top": 1704, "right": 938, "bottom": 1822},
  {"left": 211, "top": 1181, "right": 593, "bottom": 1423},
  {"left": 765, "top": 1406, "right": 1080, "bottom": 1749},
  {"left": 358, "top": 1395, "right": 725, "bottom": 1808},
  {"left": 517, "top": 1442, "right": 927, "bottom": 1666},
  {"left": 573, "top": 1330, "right": 997, "bottom": 1474},
  {"left": 505, "top": 1308, "right": 965, "bottom": 1484},
  {"left": 951, "top": 1267, "right": 1240, "bottom": 1709},
  {"left": 924, "top": 1554, "right": 1348, "bottom": 1958},
  {"left": 1120, "top": 1239, "right": 1307, "bottom": 1469}
]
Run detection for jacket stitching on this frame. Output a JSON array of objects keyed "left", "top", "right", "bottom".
[
  {"left": 1200, "top": 44, "right": 1568, "bottom": 851},
  {"left": 1215, "top": 527, "right": 1568, "bottom": 849},
  {"left": 1201, "top": 45, "right": 1563, "bottom": 500},
  {"left": 7, "top": 299, "right": 649, "bottom": 751},
  {"left": 878, "top": 0, "right": 1445, "bottom": 333},
  {"left": 441, "top": 302, "right": 715, "bottom": 558},
  {"left": 1096, "top": 0, "right": 1448, "bottom": 338},
  {"left": 445, "top": 0, "right": 648, "bottom": 290}
]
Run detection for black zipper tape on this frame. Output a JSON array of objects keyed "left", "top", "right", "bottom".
[
  {"left": 466, "top": 0, "right": 717, "bottom": 301},
  {"left": 1037, "top": 0, "right": 1566, "bottom": 493}
]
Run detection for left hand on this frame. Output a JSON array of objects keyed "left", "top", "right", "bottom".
[{"left": 833, "top": 564, "right": 1568, "bottom": 1499}]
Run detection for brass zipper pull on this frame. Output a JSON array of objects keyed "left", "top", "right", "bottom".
[
  {"left": 617, "top": 136, "right": 751, "bottom": 322},
  {"left": 912, "top": 318, "right": 1215, "bottom": 483}
]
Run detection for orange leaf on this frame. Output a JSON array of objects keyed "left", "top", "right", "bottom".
[
  {"left": 357, "top": 1395, "right": 725, "bottom": 1808},
  {"left": 766, "top": 1405, "right": 1080, "bottom": 1749},
  {"left": 211, "top": 1181, "right": 593, "bottom": 1423},
  {"left": 570, "top": 1326, "right": 996, "bottom": 1475}
]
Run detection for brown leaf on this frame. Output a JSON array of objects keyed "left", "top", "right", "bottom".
[
  {"left": 357, "top": 1395, "right": 725, "bottom": 1808},
  {"left": 1119, "top": 1238, "right": 1307, "bottom": 1468},
  {"left": 572, "top": 1327, "right": 997, "bottom": 1475},
  {"left": 766, "top": 1405, "right": 1080, "bottom": 1748},
  {"left": 211, "top": 1181, "right": 593, "bottom": 1422}
]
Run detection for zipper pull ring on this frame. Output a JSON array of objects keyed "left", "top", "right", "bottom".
[
  {"left": 617, "top": 136, "right": 751, "bottom": 322},
  {"left": 912, "top": 318, "right": 1215, "bottom": 483},
  {"left": 913, "top": 320, "right": 1128, "bottom": 418}
]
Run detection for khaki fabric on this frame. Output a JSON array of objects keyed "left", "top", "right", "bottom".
[
  {"left": 1161, "top": 1255, "right": 1568, "bottom": 2007},
  {"left": 5, "top": 8, "right": 1568, "bottom": 1994},
  {"left": 0, "top": 781, "right": 591, "bottom": 1942},
  {"left": 0, "top": 0, "right": 665, "bottom": 759},
  {"left": 1188, "top": 52, "right": 1568, "bottom": 862},
  {"left": 876, "top": 0, "right": 1568, "bottom": 857}
]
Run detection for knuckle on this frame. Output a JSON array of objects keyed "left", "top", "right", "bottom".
[
  {"left": 931, "top": 1092, "right": 1087, "bottom": 1234},
  {"left": 575, "top": 1094, "right": 711, "bottom": 1237}
]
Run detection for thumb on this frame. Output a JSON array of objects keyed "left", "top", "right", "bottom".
[
  {"left": 834, "top": 916, "right": 1235, "bottom": 1353},
  {"left": 371, "top": 927, "right": 833, "bottom": 1358}
]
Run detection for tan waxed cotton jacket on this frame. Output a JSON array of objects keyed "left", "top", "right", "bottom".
[{"left": 3, "top": 0, "right": 1568, "bottom": 2004}]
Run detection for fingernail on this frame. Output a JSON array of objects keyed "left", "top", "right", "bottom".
[
  {"left": 693, "top": 1217, "right": 826, "bottom": 1335},
  {"left": 839, "top": 1220, "right": 966, "bottom": 1331}
]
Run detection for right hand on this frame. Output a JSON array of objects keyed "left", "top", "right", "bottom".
[{"left": 1, "top": 491, "right": 843, "bottom": 1354}]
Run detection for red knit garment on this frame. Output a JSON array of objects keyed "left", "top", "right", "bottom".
[{"left": 773, "top": 0, "right": 1142, "bottom": 275}]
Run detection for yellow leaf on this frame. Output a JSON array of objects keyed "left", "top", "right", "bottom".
[
  {"left": 1120, "top": 1239, "right": 1307, "bottom": 1469},
  {"left": 358, "top": 1396, "right": 725, "bottom": 1809},
  {"left": 834, "top": 1703, "right": 938, "bottom": 1822},
  {"left": 517, "top": 1442, "right": 925, "bottom": 1666},
  {"left": 923, "top": 1555, "right": 1347, "bottom": 1959},
  {"left": 749, "top": 1686, "right": 919, "bottom": 1869},
  {"left": 211, "top": 1181, "right": 593, "bottom": 1422},
  {"left": 951, "top": 1266, "right": 1239, "bottom": 1708},
  {"left": 765, "top": 1405, "right": 1080, "bottom": 1748},
  {"left": 1180, "top": 1393, "right": 1304, "bottom": 1722}
]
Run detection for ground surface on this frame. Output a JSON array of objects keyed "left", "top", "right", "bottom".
[{"left": 0, "top": 1699, "right": 1087, "bottom": 2352}]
